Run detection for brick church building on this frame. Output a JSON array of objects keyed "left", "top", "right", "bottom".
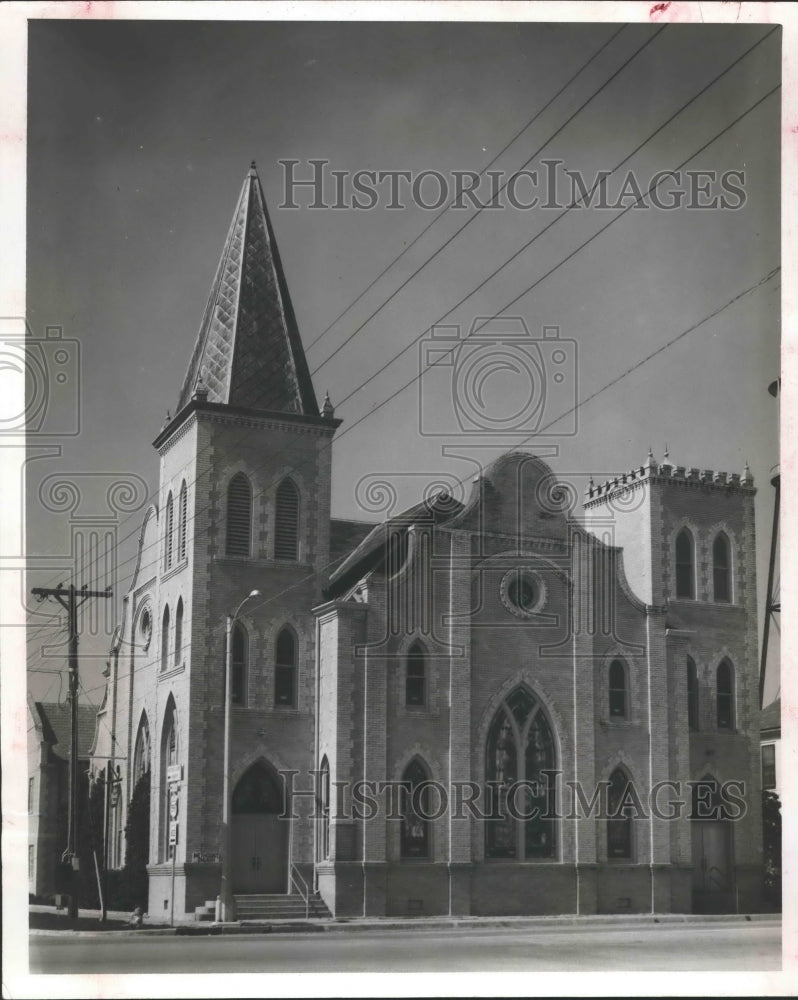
[{"left": 92, "top": 164, "right": 764, "bottom": 920}]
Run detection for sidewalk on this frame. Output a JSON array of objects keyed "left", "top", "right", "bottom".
[{"left": 29, "top": 904, "right": 781, "bottom": 938}]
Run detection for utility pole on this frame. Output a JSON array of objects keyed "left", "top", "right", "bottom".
[
  {"left": 31, "top": 582, "right": 112, "bottom": 919},
  {"left": 760, "top": 378, "right": 781, "bottom": 709}
]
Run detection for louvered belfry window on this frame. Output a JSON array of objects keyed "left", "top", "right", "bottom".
[
  {"left": 226, "top": 473, "right": 252, "bottom": 558},
  {"left": 275, "top": 477, "right": 299, "bottom": 560}
]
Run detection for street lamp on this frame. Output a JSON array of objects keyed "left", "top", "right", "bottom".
[{"left": 219, "top": 589, "right": 261, "bottom": 922}]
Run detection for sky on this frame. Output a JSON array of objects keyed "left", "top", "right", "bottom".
[{"left": 13, "top": 12, "right": 783, "bottom": 709}]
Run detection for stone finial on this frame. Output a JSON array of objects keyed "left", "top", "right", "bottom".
[
  {"left": 322, "top": 391, "right": 335, "bottom": 419},
  {"left": 646, "top": 447, "right": 656, "bottom": 471},
  {"left": 193, "top": 377, "right": 209, "bottom": 402},
  {"left": 742, "top": 461, "right": 753, "bottom": 486}
]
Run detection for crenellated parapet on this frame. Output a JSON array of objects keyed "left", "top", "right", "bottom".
[{"left": 583, "top": 449, "right": 755, "bottom": 510}]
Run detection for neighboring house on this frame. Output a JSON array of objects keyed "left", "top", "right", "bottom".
[
  {"left": 27, "top": 696, "right": 98, "bottom": 899},
  {"left": 91, "top": 163, "right": 764, "bottom": 920},
  {"left": 760, "top": 697, "right": 781, "bottom": 797}
]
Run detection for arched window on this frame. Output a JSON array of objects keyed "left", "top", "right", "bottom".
[
  {"left": 607, "top": 768, "right": 634, "bottom": 860},
  {"left": 178, "top": 481, "right": 188, "bottom": 561},
  {"left": 675, "top": 528, "right": 695, "bottom": 599},
  {"left": 164, "top": 492, "right": 174, "bottom": 570},
  {"left": 226, "top": 473, "right": 252, "bottom": 558},
  {"left": 713, "top": 532, "right": 731, "bottom": 603},
  {"left": 133, "top": 714, "right": 151, "bottom": 785},
  {"left": 231, "top": 622, "right": 248, "bottom": 707},
  {"left": 174, "top": 598, "right": 184, "bottom": 668},
  {"left": 275, "top": 627, "right": 297, "bottom": 708},
  {"left": 160, "top": 698, "right": 178, "bottom": 861},
  {"left": 485, "top": 687, "right": 556, "bottom": 860},
  {"left": 318, "top": 756, "right": 330, "bottom": 861},
  {"left": 160, "top": 605, "right": 170, "bottom": 672},
  {"left": 406, "top": 642, "right": 426, "bottom": 707},
  {"left": 400, "top": 759, "right": 431, "bottom": 859},
  {"left": 687, "top": 657, "right": 699, "bottom": 730},
  {"left": 275, "top": 477, "right": 299, "bottom": 560},
  {"left": 717, "top": 659, "right": 734, "bottom": 730},
  {"left": 608, "top": 659, "right": 628, "bottom": 719}
]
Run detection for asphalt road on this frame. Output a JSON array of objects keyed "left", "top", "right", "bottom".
[{"left": 28, "top": 919, "right": 781, "bottom": 974}]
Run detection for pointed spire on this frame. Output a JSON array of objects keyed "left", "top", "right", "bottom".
[
  {"left": 743, "top": 460, "right": 753, "bottom": 485},
  {"left": 321, "top": 391, "right": 335, "bottom": 419},
  {"left": 176, "top": 163, "right": 319, "bottom": 417}
]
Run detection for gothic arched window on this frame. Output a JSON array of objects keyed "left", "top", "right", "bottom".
[
  {"left": 275, "top": 627, "right": 297, "bottom": 708},
  {"left": 226, "top": 473, "right": 252, "bottom": 558},
  {"left": 717, "top": 659, "right": 735, "bottom": 730},
  {"left": 160, "top": 605, "right": 170, "bottom": 672},
  {"left": 178, "top": 481, "right": 188, "bottom": 561},
  {"left": 713, "top": 532, "right": 731, "bottom": 603},
  {"left": 675, "top": 528, "right": 695, "bottom": 599},
  {"left": 608, "top": 659, "right": 628, "bottom": 719},
  {"left": 406, "top": 642, "right": 426, "bottom": 707},
  {"left": 687, "top": 656, "right": 699, "bottom": 730},
  {"left": 485, "top": 687, "right": 556, "bottom": 860},
  {"left": 231, "top": 622, "right": 248, "bottom": 707},
  {"left": 133, "top": 714, "right": 151, "bottom": 786},
  {"left": 164, "top": 492, "right": 174, "bottom": 570},
  {"left": 607, "top": 767, "right": 634, "bottom": 860},
  {"left": 275, "top": 477, "right": 300, "bottom": 560},
  {"left": 174, "top": 598, "right": 184, "bottom": 668},
  {"left": 400, "top": 759, "right": 431, "bottom": 859}
]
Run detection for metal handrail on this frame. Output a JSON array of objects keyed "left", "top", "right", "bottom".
[{"left": 290, "top": 863, "right": 310, "bottom": 919}]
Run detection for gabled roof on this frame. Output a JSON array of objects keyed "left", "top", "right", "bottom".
[
  {"left": 326, "top": 493, "right": 463, "bottom": 597},
  {"left": 760, "top": 697, "right": 781, "bottom": 737},
  {"left": 329, "top": 518, "right": 378, "bottom": 569},
  {"left": 32, "top": 702, "right": 98, "bottom": 761},
  {"left": 176, "top": 162, "right": 318, "bottom": 417}
]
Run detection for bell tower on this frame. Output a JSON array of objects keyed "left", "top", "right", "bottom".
[{"left": 147, "top": 162, "right": 340, "bottom": 917}]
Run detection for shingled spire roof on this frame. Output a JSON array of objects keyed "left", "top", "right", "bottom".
[{"left": 176, "top": 162, "right": 319, "bottom": 416}]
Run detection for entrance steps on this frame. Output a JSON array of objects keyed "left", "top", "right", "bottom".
[{"left": 234, "top": 893, "right": 331, "bottom": 921}]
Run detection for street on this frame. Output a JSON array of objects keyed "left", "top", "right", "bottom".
[{"left": 29, "top": 919, "right": 780, "bottom": 974}]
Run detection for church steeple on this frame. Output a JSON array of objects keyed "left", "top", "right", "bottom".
[{"left": 176, "top": 161, "right": 319, "bottom": 416}]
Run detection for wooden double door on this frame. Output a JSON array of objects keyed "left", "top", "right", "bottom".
[{"left": 231, "top": 762, "right": 289, "bottom": 894}]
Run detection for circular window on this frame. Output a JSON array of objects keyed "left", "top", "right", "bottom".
[{"left": 501, "top": 569, "right": 546, "bottom": 618}]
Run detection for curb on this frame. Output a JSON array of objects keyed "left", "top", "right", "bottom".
[{"left": 30, "top": 912, "right": 782, "bottom": 939}]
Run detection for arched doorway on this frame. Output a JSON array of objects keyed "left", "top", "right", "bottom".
[
  {"left": 231, "top": 762, "right": 288, "bottom": 893},
  {"left": 690, "top": 775, "right": 734, "bottom": 913}
]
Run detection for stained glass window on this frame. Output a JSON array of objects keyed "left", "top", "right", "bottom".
[{"left": 485, "top": 688, "right": 556, "bottom": 860}]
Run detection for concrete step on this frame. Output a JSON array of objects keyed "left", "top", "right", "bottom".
[
  {"left": 233, "top": 893, "right": 331, "bottom": 921},
  {"left": 193, "top": 899, "right": 218, "bottom": 922}
]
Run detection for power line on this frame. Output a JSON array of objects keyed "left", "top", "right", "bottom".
[
  {"left": 308, "top": 25, "right": 667, "bottom": 375},
  {"left": 303, "top": 24, "right": 628, "bottom": 355},
  {"left": 24, "top": 34, "right": 779, "bottom": 646},
  {"left": 57, "top": 261, "right": 779, "bottom": 705}
]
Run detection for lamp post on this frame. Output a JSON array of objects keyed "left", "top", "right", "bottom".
[{"left": 219, "top": 589, "right": 261, "bottom": 922}]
